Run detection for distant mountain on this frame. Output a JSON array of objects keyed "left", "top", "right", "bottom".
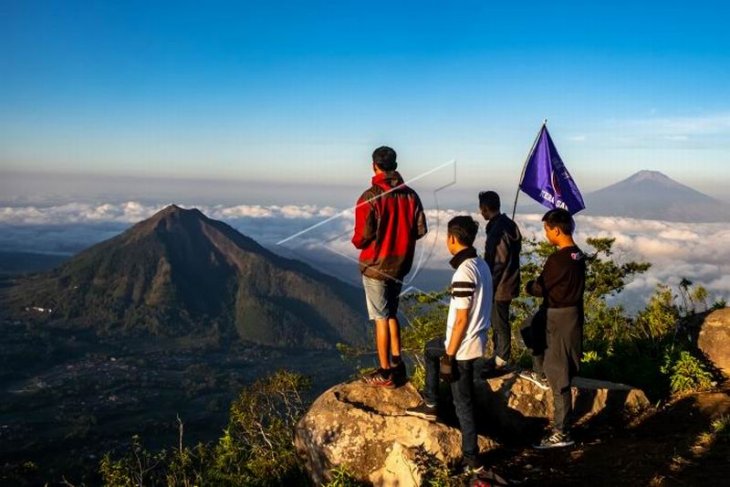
[
  {"left": 0, "top": 205, "right": 368, "bottom": 348},
  {"left": 584, "top": 170, "right": 730, "bottom": 222}
]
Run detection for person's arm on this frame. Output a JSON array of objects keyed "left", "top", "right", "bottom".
[
  {"left": 413, "top": 193, "right": 428, "bottom": 240},
  {"left": 446, "top": 308, "right": 469, "bottom": 356},
  {"left": 526, "top": 254, "right": 560, "bottom": 297},
  {"left": 490, "top": 233, "right": 510, "bottom": 292},
  {"left": 525, "top": 277, "right": 542, "bottom": 297},
  {"left": 351, "top": 192, "right": 377, "bottom": 249},
  {"left": 446, "top": 270, "right": 475, "bottom": 356}
]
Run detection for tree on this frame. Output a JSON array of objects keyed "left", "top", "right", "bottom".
[
  {"left": 99, "top": 370, "right": 311, "bottom": 486},
  {"left": 399, "top": 236, "right": 719, "bottom": 399}
]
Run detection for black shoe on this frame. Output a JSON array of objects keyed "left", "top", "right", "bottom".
[
  {"left": 405, "top": 402, "right": 437, "bottom": 421},
  {"left": 533, "top": 430, "right": 575, "bottom": 449},
  {"left": 390, "top": 360, "right": 407, "bottom": 386},
  {"left": 518, "top": 370, "right": 550, "bottom": 390},
  {"left": 481, "top": 359, "right": 515, "bottom": 379}
]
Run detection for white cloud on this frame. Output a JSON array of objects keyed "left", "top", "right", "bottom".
[
  {"left": 217, "top": 205, "right": 274, "bottom": 218},
  {"left": 0, "top": 202, "right": 341, "bottom": 225},
  {"left": 625, "top": 113, "right": 730, "bottom": 139},
  {"left": 1, "top": 203, "right": 728, "bottom": 309},
  {"left": 656, "top": 229, "right": 699, "bottom": 241},
  {"left": 0, "top": 202, "right": 167, "bottom": 225}
]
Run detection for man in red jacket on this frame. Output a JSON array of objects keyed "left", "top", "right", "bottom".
[{"left": 352, "top": 146, "right": 428, "bottom": 388}]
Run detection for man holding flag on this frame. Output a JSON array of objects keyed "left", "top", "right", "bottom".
[{"left": 514, "top": 122, "right": 586, "bottom": 449}]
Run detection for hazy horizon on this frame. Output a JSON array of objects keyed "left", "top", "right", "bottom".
[{"left": 3, "top": 167, "right": 730, "bottom": 209}]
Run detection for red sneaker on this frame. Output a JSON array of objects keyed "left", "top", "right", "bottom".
[{"left": 361, "top": 368, "right": 395, "bottom": 389}]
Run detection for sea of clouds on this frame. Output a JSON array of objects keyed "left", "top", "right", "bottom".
[{"left": 1, "top": 201, "right": 728, "bottom": 312}]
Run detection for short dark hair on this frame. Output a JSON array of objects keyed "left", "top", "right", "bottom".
[
  {"left": 372, "top": 146, "right": 397, "bottom": 171},
  {"left": 447, "top": 216, "right": 479, "bottom": 246},
  {"left": 478, "top": 191, "right": 501, "bottom": 212},
  {"left": 542, "top": 208, "right": 575, "bottom": 235}
]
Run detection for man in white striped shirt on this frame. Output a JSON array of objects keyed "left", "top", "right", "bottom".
[{"left": 406, "top": 215, "right": 492, "bottom": 474}]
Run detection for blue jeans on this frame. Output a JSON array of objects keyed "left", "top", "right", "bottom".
[
  {"left": 362, "top": 275, "right": 403, "bottom": 320},
  {"left": 423, "top": 337, "right": 478, "bottom": 462}
]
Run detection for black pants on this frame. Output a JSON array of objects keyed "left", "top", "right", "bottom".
[
  {"left": 544, "top": 308, "right": 581, "bottom": 432},
  {"left": 523, "top": 307, "right": 582, "bottom": 433},
  {"left": 423, "top": 337, "right": 478, "bottom": 462},
  {"left": 491, "top": 300, "right": 512, "bottom": 361}
]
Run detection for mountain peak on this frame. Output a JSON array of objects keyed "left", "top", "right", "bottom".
[
  {"left": 154, "top": 204, "right": 204, "bottom": 219},
  {"left": 605, "top": 170, "right": 700, "bottom": 192},
  {"left": 3, "top": 207, "right": 368, "bottom": 348},
  {"left": 586, "top": 169, "right": 729, "bottom": 222},
  {"left": 625, "top": 170, "right": 674, "bottom": 184},
  {"left": 134, "top": 204, "right": 208, "bottom": 237}
]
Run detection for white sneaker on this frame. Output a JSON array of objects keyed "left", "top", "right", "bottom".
[
  {"left": 533, "top": 430, "right": 575, "bottom": 449},
  {"left": 519, "top": 370, "right": 550, "bottom": 390}
]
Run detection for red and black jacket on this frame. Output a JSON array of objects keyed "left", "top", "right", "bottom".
[{"left": 351, "top": 171, "right": 428, "bottom": 280}]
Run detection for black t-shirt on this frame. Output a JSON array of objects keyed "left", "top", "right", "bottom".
[{"left": 527, "top": 245, "right": 586, "bottom": 308}]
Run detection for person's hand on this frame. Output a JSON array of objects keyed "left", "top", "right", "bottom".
[
  {"left": 525, "top": 280, "right": 534, "bottom": 293},
  {"left": 439, "top": 354, "right": 456, "bottom": 382}
]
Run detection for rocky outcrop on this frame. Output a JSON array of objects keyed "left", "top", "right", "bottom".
[
  {"left": 478, "top": 373, "right": 650, "bottom": 437},
  {"left": 295, "top": 375, "right": 649, "bottom": 485},
  {"left": 294, "top": 381, "right": 497, "bottom": 486},
  {"left": 698, "top": 307, "right": 730, "bottom": 378}
]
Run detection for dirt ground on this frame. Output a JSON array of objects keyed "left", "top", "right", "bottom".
[{"left": 482, "top": 384, "right": 730, "bottom": 486}]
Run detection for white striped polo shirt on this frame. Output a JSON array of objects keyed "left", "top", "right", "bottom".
[{"left": 445, "top": 250, "right": 493, "bottom": 361}]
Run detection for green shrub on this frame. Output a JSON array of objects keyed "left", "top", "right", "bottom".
[
  {"left": 100, "top": 370, "right": 312, "bottom": 487},
  {"left": 207, "top": 370, "right": 311, "bottom": 486},
  {"left": 399, "top": 236, "right": 723, "bottom": 401},
  {"left": 662, "top": 350, "right": 714, "bottom": 395},
  {"left": 99, "top": 435, "right": 169, "bottom": 487},
  {"left": 711, "top": 415, "right": 730, "bottom": 436},
  {"left": 400, "top": 291, "right": 449, "bottom": 390},
  {"left": 323, "top": 465, "right": 368, "bottom": 487}
]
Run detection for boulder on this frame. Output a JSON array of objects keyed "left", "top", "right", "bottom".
[
  {"left": 698, "top": 307, "right": 730, "bottom": 378},
  {"left": 477, "top": 373, "right": 650, "bottom": 437},
  {"left": 295, "top": 375, "right": 649, "bottom": 485},
  {"left": 294, "top": 380, "right": 497, "bottom": 486}
]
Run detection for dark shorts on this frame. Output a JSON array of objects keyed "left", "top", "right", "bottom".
[{"left": 362, "top": 275, "right": 403, "bottom": 320}]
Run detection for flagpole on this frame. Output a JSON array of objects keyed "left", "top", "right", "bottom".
[{"left": 511, "top": 119, "right": 547, "bottom": 220}]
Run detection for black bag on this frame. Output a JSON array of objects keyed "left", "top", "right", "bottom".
[{"left": 520, "top": 308, "right": 547, "bottom": 355}]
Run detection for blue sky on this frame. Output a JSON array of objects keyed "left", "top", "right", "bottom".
[{"left": 2, "top": 0, "right": 730, "bottom": 197}]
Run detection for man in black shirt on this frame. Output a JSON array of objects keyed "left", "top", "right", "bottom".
[
  {"left": 524, "top": 208, "right": 586, "bottom": 449},
  {"left": 479, "top": 191, "right": 522, "bottom": 373}
]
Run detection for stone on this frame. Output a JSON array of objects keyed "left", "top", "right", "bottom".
[
  {"left": 295, "top": 375, "right": 649, "bottom": 485},
  {"left": 294, "top": 380, "right": 497, "bottom": 486},
  {"left": 477, "top": 373, "right": 651, "bottom": 437},
  {"left": 697, "top": 307, "right": 730, "bottom": 378},
  {"left": 369, "top": 442, "right": 421, "bottom": 486}
]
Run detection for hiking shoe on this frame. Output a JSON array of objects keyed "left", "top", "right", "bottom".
[
  {"left": 481, "top": 358, "right": 515, "bottom": 379},
  {"left": 519, "top": 370, "right": 550, "bottom": 390},
  {"left": 460, "top": 457, "right": 484, "bottom": 476},
  {"left": 361, "top": 368, "right": 395, "bottom": 389},
  {"left": 390, "top": 360, "right": 407, "bottom": 386},
  {"left": 470, "top": 468, "right": 510, "bottom": 486},
  {"left": 533, "top": 430, "right": 575, "bottom": 449},
  {"left": 405, "top": 402, "right": 437, "bottom": 421}
]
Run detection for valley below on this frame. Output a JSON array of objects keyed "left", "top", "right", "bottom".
[{"left": 0, "top": 314, "right": 358, "bottom": 485}]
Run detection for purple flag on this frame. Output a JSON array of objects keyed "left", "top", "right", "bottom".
[{"left": 519, "top": 124, "right": 585, "bottom": 215}]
